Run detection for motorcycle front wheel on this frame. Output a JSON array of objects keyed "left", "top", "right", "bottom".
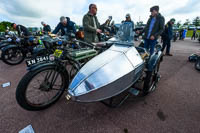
[{"left": 16, "top": 65, "right": 69, "bottom": 111}]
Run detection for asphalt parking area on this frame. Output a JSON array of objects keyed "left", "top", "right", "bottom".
[{"left": 0, "top": 38, "right": 200, "bottom": 133}]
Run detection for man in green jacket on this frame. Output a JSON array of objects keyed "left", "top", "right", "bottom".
[
  {"left": 83, "top": 4, "right": 102, "bottom": 43},
  {"left": 137, "top": 6, "right": 165, "bottom": 55}
]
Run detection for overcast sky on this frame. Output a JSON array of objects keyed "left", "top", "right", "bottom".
[{"left": 0, "top": 0, "right": 200, "bottom": 28}]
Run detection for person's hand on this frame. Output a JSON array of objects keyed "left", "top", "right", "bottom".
[
  {"left": 96, "top": 29, "right": 102, "bottom": 33},
  {"left": 150, "top": 35, "right": 155, "bottom": 40}
]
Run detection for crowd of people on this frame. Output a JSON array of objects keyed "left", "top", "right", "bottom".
[{"left": 10, "top": 3, "right": 197, "bottom": 57}]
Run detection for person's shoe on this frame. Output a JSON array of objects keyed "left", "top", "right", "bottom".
[{"left": 165, "top": 53, "right": 173, "bottom": 56}]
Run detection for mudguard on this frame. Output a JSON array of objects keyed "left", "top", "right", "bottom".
[
  {"left": 1, "top": 44, "right": 18, "bottom": 51},
  {"left": 0, "top": 42, "right": 11, "bottom": 49},
  {"left": 147, "top": 51, "right": 162, "bottom": 71},
  {"left": 27, "top": 61, "right": 67, "bottom": 75}
]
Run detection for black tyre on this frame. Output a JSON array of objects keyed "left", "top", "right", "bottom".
[
  {"left": 1, "top": 47, "right": 25, "bottom": 65},
  {"left": 195, "top": 57, "right": 200, "bottom": 71},
  {"left": 16, "top": 65, "right": 69, "bottom": 111},
  {"left": 143, "top": 61, "right": 161, "bottom": 95}
]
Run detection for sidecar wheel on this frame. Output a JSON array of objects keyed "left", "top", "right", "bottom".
[{"left": 143, "top": 61, "right": 160, "bottom": 95}]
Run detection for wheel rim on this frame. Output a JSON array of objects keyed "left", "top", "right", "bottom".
[
  {"left": 196, "top": 61, "right": 200, "bottom": 70},
  {"left": 4, "top": 48, "right": 23, "bottom": 63},
  {"left": 25, "top": 69, "right": 65, "bottom": 107}
]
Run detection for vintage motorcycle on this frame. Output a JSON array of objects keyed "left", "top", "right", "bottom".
[
  {"left": 1, "top": 36, "right": 44, "bottom": 65},
  {"left": 15, "top": 34, "right": 114, "bottom": 111},
  {"left": 188, "top": 54, "right": 200, "bottom": 71},
  {"left": 16, "top": 22, "right": 163, "bottom": 111}
]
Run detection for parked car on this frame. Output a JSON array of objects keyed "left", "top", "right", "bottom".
[
  {"left": 188, "top": 25, "right": 196, "bottom": 30},
  {"left": 196, "top": 26, "right": 200, "bottom": 30}
]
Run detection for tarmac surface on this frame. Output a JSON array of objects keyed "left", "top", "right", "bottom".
[{"left": 0, "top": 38, "right": 200, "bottom": 133}]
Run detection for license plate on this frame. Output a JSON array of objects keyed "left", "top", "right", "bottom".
[
  {"left": 53, "top": 49, "right": 63, "bottom": 57},
  {"left": 26, "top": 55, "right": 52, "bottom": 67}
]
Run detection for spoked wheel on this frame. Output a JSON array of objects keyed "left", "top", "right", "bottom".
[
  {"left": 65, "top": 60, "right": 81, "bottom": 82},
  {"left": 143, "top": 61, "right": 161, "bottom": 96},
  {"left": 195, "top": 57, "right": 200, "bottom": 71},
  {"left": 16, "top": 66, "right": 69, "bottom": 111},
  {"left": 69, "top": 63, "right": 80, "bottom": 81},
  {"left": 2, "top": 47, "right": 25, "bottom": 65}
]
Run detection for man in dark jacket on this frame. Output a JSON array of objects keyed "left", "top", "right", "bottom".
[
  {"left": 83, "top": 4, "right": 103, "bottom": 43},
  {"left": 137, "top": 6, "right": 165, "bottom": 55},
  {"left": 161, "top": 18, "right": 175, "bottom": 56},
  {"left": 11, "top": 23, "right": 31, "bottom": 37},
  {"left": 191, "top": 28, "right": 197, "bottom": 40},
  {"left": 41, "top": 21, "right": 51, "bottom": 34},
  {"left": 52, "top": 16, "right": 76, "bottom": 36}
]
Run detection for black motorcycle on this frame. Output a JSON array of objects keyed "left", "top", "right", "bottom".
[
  {"left": 1, "top": 36, "right": 42, "bottom": 65},
  {"left": 15, "top": 42, "right": 98, "bottom": 111},
  {"left": 173, "top": 31, "right": 179, "bottom": 42}
]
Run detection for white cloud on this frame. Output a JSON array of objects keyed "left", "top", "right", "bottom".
[{"left": 0, "top": 0, "right": 200, "bottom": 28}]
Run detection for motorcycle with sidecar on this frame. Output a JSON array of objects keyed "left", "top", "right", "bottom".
[{"left": 16, "top": 22, "right": 163, "bottom": 111}]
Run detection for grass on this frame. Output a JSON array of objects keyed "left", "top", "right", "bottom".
[{"left": 186, "top": 30, "right": 200, "bottom": 37}]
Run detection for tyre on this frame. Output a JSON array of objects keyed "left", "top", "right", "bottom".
[
  {"left": 16, "top": 65, "right": 69, "bottom": 111},
  {"left": 195, "top": 57, "right": 200, "bottom": 71},
  {"left": 68, "top": 61, "right": 80, "bottom": 81},
  {"left": 1, "top": 47, "right": 25, "bottom": 65},
  {"left": 143, "top": 60, "right": 161, "bottom": 95}
]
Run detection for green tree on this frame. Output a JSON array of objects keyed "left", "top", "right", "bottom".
[
  {"left": 192, "top": 16, "right": 200, "bottom": 27},
  {"left": 0, "top": 21, "right": 12, "bottom": 32},
  {"left": 183, "top": 19, "right": 191, "bottom": 25},
  {"left": 176, "top": 21, "right": 182, "bottom": 28}
]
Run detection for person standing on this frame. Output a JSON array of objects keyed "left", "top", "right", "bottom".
[
  {"left": 182, "top": 28, "right": 187, "bottom": 40},
  {"left": 137, "top": 6, "right": 165, "bottom": 55},
  {"left": 161, "top": 18, "right": 175, "bottom": 56},
  {"left": 191, "top": 28, "right": 197, "bottom": 40},
  {"left": 82, "top": 4, "right": 103, "bottom": 43},
  {"left": 124, "top": 13, "right": 134, "bottom": 31},
  {"left": 179, "top": 28, "right": 183, "bottom": 40}
]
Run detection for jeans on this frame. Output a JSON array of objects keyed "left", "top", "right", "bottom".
[
  {"left": 144, "top": 39, "right": 157, "bottom": 55},
  {"left": 161, "top": 39, "right": 171, "bottom": 54}
]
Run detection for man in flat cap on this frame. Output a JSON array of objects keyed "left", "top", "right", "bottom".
[
  {"left": 161, "top": 18, "right": 175, "bottom": 56},
  {"left": 137, "top": 6, "right": 165, "bottom": 55}
]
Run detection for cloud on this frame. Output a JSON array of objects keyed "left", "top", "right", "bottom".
[
  {"left": 171, "top": 0, "right": 200, "bottom": 14},
  {"left": 0, "top": 0, "right": 43, "bottom": 18},
  {"left": 0, "top": 0, "right": 200, "bottom": 27}
]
